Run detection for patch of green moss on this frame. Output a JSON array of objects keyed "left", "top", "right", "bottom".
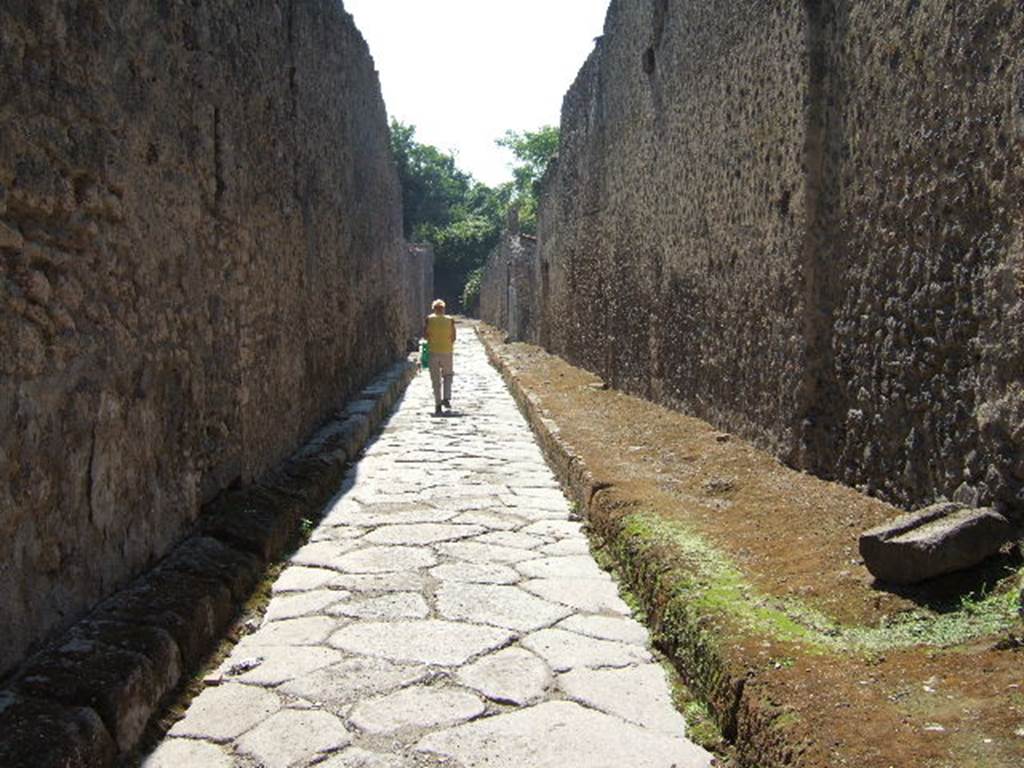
[
  {"left": 662, "top": 658, "right": 728, "bottom": 754},
  {"left": 769, "top": 709, "right": 802, "bottom": 731},
  {"left": 606, "top": 509, "right": 1022, "bottom": 654}
]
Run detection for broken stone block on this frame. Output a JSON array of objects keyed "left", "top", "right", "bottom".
[
  {"left": 200, "top": 486, "right": 302, "bottom": 562},
  {"left": 12, "top": 632, "right": 164, "bottom": 752},
  {"left": 859, "top": 503, "right": 1013, "bottom": 584},
  {"left": 160, "top": 536, "right": 263, "bottom": 603},
  {"left": 0, "top": 693, "right": 116, "bottom": 768},
  {"left": 95, "top": 568, "right": 233, "bottom": 669}
]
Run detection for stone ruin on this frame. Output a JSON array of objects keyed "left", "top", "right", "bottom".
[
  {"left": 482, "top": 0, "right": 1024, "bottom": 552},
  {"left": 0, "top": 1, "right": 428, "bottom": 677},
  {"left": 479, "top": 210, "right": 539, "bottom": 343}
]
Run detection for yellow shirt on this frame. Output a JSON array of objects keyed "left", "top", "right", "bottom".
[{"left": 425, "top": 314, "right": 455, "bottom": 354}]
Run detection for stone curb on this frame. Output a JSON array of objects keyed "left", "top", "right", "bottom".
[
  {"left": 0, "top": 358, "right": 418, "bottom": 768},
  {"left": 477, "top": 326, "right": 797, "bottom": 768}
]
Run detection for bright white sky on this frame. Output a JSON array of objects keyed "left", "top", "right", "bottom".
[{"left": 343, "top": 0, "right": 610, "bottom": 187}]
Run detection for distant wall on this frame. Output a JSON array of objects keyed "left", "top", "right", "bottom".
[
  {"left": 525, "top": 0, "right": 1024, "bottom": 516},
  {"left": 404, "top": 243, "right": 435, "bottom": 342},
  {"left": 479, "top": 230, "right": 539, "bottom": 342},
  {"left": 0, "top": 1, "right": 413, "bottom": 675}
]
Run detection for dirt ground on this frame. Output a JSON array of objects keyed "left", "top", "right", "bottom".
[{"left": 478, "top": 325, "right": 1024, "bottom": 768}]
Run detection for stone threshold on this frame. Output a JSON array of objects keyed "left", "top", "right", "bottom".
[{"left": 0, "top": 358, "right": 418, "bottom": 768}]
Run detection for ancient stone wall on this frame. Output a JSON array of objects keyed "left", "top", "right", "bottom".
[
  {"left": 526, "top": 0, "right": 1024, "bottom": 516},
  {"left": 404, "top": 243, "right": 435, "bottom": 345},
  {"left": 479, "top": 231, "right": 539, "bottom": 342},
  {"left": 0, "top": 1, "right": 413, "bottom": 676}
]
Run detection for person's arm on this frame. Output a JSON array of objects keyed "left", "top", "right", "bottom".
[
  {"left": 450, "top": 317, "right": 456, "bottom": 343},
  {"left": 423, "top": 318, "right": 429, "bottom": 339}
]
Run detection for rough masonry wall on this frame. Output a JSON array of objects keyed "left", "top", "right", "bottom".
[
  {"left": 526, "top": 0, "right": 1024, "bottom": 516},
  {"left": 0, "top": 1, "right": 408, "bottom": 676},
  {"left": 479, "top": 232, "right": 539, "bottom": 342},
  {"left": 404, "top": 243, "right": 434, "bottom": 344},
  {"left": 820, "top": 1, "right": 1024, "bottom": 511},
  {"left": 537, "top": 0, "right": 813, "bottom": 452}
]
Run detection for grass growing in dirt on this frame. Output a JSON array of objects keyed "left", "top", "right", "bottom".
[{"left": 612, "top": 510, "right": 1023, "bottom": 653}]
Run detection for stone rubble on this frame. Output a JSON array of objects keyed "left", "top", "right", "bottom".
[{"left": 142, "top": 327, "right": 714, "bottom": 767}]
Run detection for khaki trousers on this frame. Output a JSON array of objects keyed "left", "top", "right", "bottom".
[{"left": 429, "top": 352, "right": 454, "bottom": 404}]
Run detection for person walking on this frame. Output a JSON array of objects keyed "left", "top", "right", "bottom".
[{"left": 424, "top": 299, "right": 456, "bottom": 416}]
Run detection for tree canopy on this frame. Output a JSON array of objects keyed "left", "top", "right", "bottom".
[
  {"left": 389, "top": 120, "right": 559, "bottom": 314},
  {"left": 496, "top": 125, "right": 559, "bottom": 234}
]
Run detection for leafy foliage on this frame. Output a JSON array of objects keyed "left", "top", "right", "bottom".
[
  {"left": 461, "top": 266, "right": 485, "bottom": 315},
  {"left": 390, "top": 120, "right": 503, "bottom": 312},
  {"left": 388, "top": 121, "right": 559, "bottom": 312},
  {"left": 496, "top": 125, "right": 560, "bottom": 234}
]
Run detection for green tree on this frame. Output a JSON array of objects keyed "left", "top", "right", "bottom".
[
  {"left": 496, "top": 125, "right": 560, "bottom": 233},
  {"left": 390, "top": 120, "right": 503, "bottom": 312}
]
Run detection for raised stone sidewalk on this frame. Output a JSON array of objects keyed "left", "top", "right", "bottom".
[{"left": 143, "top": 326, "right": 714, "bottom": 768}]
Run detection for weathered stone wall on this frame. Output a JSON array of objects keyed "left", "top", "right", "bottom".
[
  {"left": 819, "top": 1, "right": 1024, "bottom": 511},
  {"left": 530, "top": 0, "right": 1024, "bottom": 516},
  {"left": 0, "top": 1, "right": 411, "bottom": 676},
  {"left": 479, "top": 231, "right": 539, "bottom": 342},
  {"left": 404, "top": 243, "right": 434, "bottom": 345}
]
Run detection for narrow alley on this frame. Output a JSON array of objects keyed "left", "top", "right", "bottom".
[{"left": 143, "top": 326, "right": 714, "bottom": 768}]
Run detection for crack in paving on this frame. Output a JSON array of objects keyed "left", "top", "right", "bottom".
[{"left": 142, "top": 327, "right": 714, "bottom": 768}]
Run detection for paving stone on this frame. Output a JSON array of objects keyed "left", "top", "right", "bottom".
[
  {"left": 417, "top": 700, "right": 713, "bottom": 767},
  {"left": 520, "top": 520, "right": 584, "bottom": 539},
  {"left": 455, "top": 647, "right": 551, "bottom": 705},
  {"left": 450, "top": 510, "right": 524, "bottom": 530},
  {"left": 311, "top": 525, "right": 369, "bottom": 543},
  {"left": 521, "top": 578, "right": 631, "bottom": 615},
  {"left": 349, "top": 686, "right": 485, "bottom": 734},
  {"left": 328, "top": 506, "right": 456, "bottom": 527},
  {"left": 558, "top": 664, "right": 688, "bottom": 736},
  {"left": 318, "top": 748, "right": 415, "bottom": 767},
  {"left": 330, "top": 572, "right": 428, "bottom": 593},
  {"left": 263, "top": 589, "right": 348, "bottom": 622},
  {"left": 470, "top": 531, "right": 549, "bottom": 550},
  {"left": 329, "top": 620, "right": 512, "bottom": 666},
  {"left": 272, "top": 566, "right": 342, "bottom": 593},
  {"left": 242, "top": 616, "right": 338, "bottom": 646},
  {"left": 363, "top": 523, "right": 486, "bottom": 546},
  {"left": 429, "top": 562, "right": 521, "bottom": 585},
  {"left": 334, "top": 546, "right": 438, "bottom": 574},
  {"left": 521, "top": 628, "right": 651, "bottom": 672},
  {"left": 142, "top": 738, "right": 233, "bottom": 767},
  {"left": 289, "top": 540, "right": 363, "bottom": 569},
  {"left": 329, "top": 592, "right": 430, "bottom": 620},
  {"left": 557, "top": 615, "right": 651, "bottom": 645},
  {"left": 510, "top": 487, "right": 570, "bottom": 502},
  {"left": 216, "top": 645, "right": 345, "bottom": 687},
  {"left": 436, "top": 583, "right": 571, "bottom": 632},
  {"left": 516, "top": 555, "right": 608, "bottom": 580},
  {"left": 168, "top": 683, "right": 280, "bottom": 741},
  {"left": 538, "top": 538, "right": 591, "bottom": 556},
  {"left": 236, "top": 708, "right": 351, "bottom": 768},
  {"left": 279, "top": 657, "right": 429, "bottom": 708},
  {"left": 436, "top": 541, "right": 537, "bottom": 564},
  {"left": 499, "top": 504, "right": 571, "bottom": 522}
]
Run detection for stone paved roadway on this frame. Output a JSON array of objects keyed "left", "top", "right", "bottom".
[{"left": 143, "top": 327, "right": 714, "bottom": 768}]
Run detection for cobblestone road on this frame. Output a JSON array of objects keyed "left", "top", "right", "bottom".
[{"left": 144, "top": 327, "right": 713, "bottom": 768}]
